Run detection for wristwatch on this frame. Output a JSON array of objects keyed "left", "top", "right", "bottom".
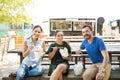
[{"left": 101, "top": 68, "right": 106, "bottom": 73}]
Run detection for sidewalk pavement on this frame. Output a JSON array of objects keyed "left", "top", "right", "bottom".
[{"left": 0, "top": 54, "right": 20, "bottom": 80}]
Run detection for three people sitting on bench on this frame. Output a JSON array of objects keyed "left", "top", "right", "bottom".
[{"left": 16, "top": 24, "right": 111, "bottom": 80}]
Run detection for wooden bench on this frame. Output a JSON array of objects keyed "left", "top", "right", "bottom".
[
  {"left": 76, "top": 53, "right": 120, "bottom": 69},
  {"left": 110, "top": 54, "right": 120, "bottom": 67},
  {"left": 2, "top": 68, "right": 120, "bottom": 80},
  {"left": 2, "top": 69, "right": 83, "bottom": 80},
  {"left": 0, "top": 37, "right": 10, "bottom": 61},
  {"left": 45, "top": 36, "right": 120, "bottom": 43},
  {"left": 5, "top": 44, "right": 120, "bottom": 80},
  {"left": 2, "top": 53, "right": 120, "bottom": 80},
  {"left": 41, "top": 61, "right": 75, "bottom": 65},
  {"left": 110, "top": 68, "right": 120, "bottom": 80}
]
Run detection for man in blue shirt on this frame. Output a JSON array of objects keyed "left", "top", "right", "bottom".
[{"left": 76, "top": 25, "right": 111, "bottom": 80}]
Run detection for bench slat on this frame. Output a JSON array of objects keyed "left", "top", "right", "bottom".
[
  {"left": 2, "top": 68, "right": 120, "bottom": 80},
  {"left": 42, "top": 61, "right": 75, "bottom": 65}
]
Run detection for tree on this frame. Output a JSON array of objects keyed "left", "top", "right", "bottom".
[{"left": 0, "top": 0, "right": 33, "bottom": 25}]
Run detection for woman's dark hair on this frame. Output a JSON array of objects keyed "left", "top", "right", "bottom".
[
  {"left": 33, "top": 25, "right": 42, "bottom": 32},
  {"left": 82, "top": 25, "right": 92, "bottom": 31},
  {"left": 54, "top": 29, "right": 63, "bottom": 36}
]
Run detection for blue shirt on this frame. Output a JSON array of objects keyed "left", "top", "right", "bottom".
[
  {"left": 80, "top": 37, "right": 107, "bottom": 63},
  {"left": 22, "top": 37, "right": 44, "bottom": 67}
]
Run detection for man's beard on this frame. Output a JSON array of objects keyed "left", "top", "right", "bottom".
[{"left": 84, "top": 34, "right": 91, "bottom": 40}]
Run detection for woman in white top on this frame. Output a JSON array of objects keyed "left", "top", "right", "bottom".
[{"left": 16, "top": 25, "right": 46, "bottom": 80}]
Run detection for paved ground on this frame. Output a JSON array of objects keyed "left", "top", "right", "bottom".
[{"left": 0, "top": 54, "right": 20, "bottom": 80}]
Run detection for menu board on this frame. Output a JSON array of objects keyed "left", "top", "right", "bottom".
[
  {"left": 73, "top": 21, "right": 93, "bottom": 31},
  {"left": 50, "top": 19, "right": 72, "bottom": 31}
]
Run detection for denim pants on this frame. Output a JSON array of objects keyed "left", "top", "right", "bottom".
[{"left": 16, "top": 64, "right": 45, "bottom": 80}]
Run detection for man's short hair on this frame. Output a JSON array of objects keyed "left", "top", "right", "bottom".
[{"left": 82, "top": 25, "right": 92, "bottom": 31}]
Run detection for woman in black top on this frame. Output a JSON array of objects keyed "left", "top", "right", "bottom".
[{"left": 47, "top": 30, "right": 72, "bottom": 80}]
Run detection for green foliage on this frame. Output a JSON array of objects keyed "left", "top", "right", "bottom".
[{"left": 0, "top": 0, "right": 33, "bottom": 24}]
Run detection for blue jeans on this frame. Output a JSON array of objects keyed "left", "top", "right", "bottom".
[{"left": 16, "top": 64, "right": 45, "bottom": 80}]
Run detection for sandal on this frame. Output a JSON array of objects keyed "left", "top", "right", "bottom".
[{"left": 9, "top": 72, "right": 17, "bottom": 77}]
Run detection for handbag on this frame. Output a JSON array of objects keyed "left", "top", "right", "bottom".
[{"left": 73, "top": 62, "right": 83, "bottom": 76}]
